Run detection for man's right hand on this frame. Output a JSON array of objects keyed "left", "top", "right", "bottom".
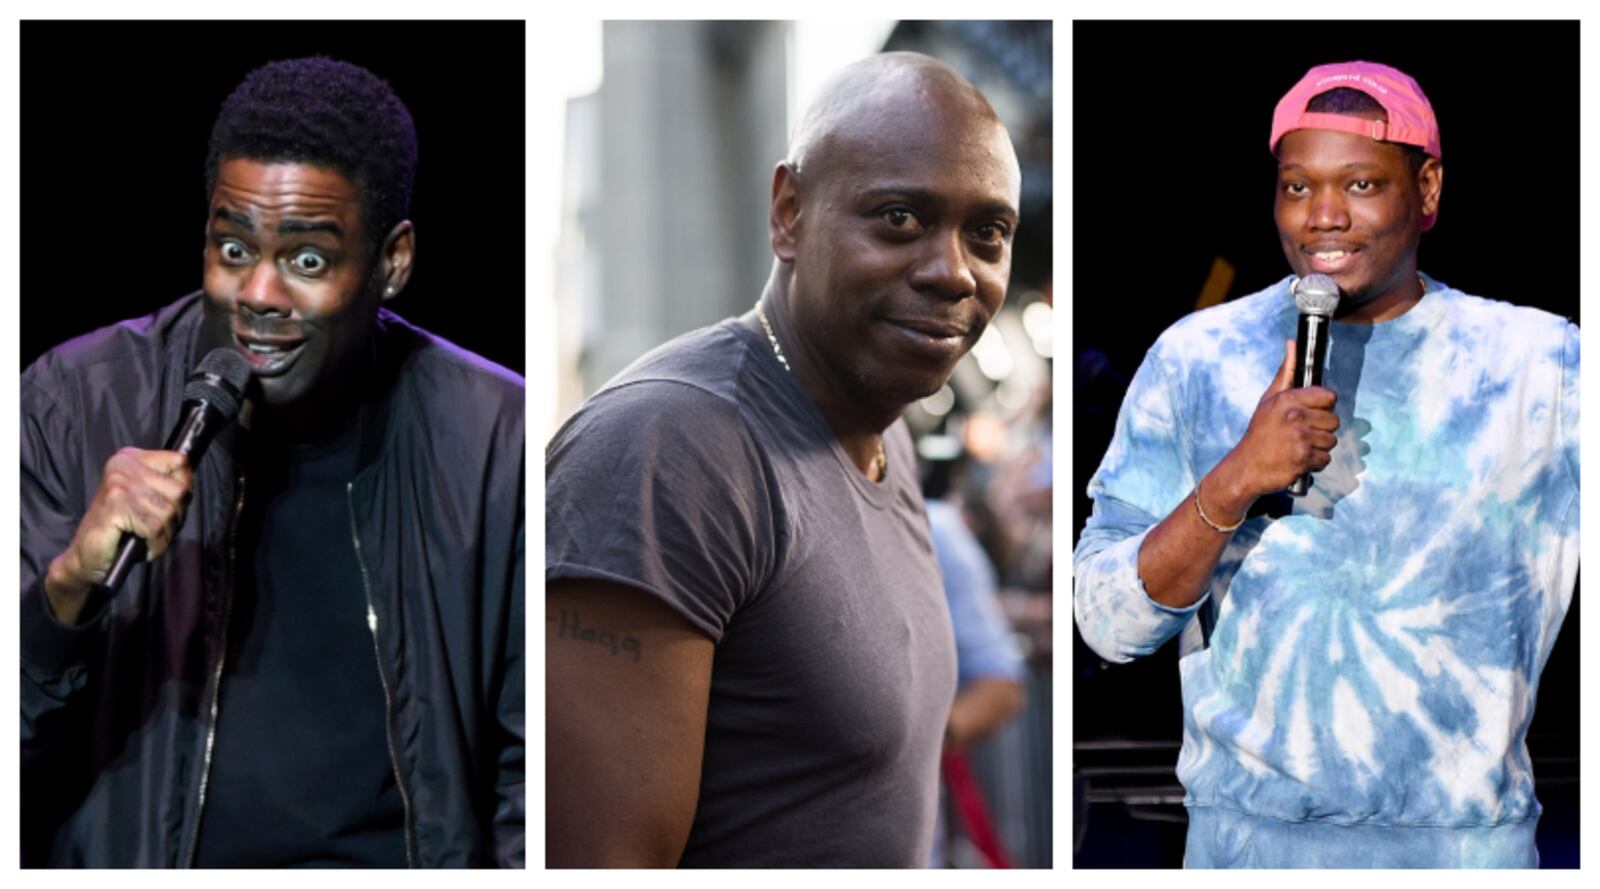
[
  {"left": 1208, "top": 339, "right": 1340, "bottom": 521},
  {"left": 44, "top": 447, "right": 193, "bottom": 624},
  {"left": 1137, "top": 338, "right": 1342, "bottom": 609}
]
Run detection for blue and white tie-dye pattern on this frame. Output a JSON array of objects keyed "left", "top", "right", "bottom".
[{"left": 1074, "top": 274, "right": 1579, "bottom": 868}]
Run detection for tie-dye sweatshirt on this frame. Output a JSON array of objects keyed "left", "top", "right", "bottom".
[{"left": 1074, "top": 274, "right": 1579, "bottom": 868}]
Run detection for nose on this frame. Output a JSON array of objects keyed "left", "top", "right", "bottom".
[
  {"left": 909, "top": 229, "right": 977, "bottom": 300},
  {"left": 238, "top": 260, "right": 292, "bottom": 316},
  {"left": 1308, "top": 185, "right": 1351, "bottom": 232}
]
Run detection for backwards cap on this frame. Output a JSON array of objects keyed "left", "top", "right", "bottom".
[{"left": 1270, "top": 60, "right": 1441, "bottom": 159}]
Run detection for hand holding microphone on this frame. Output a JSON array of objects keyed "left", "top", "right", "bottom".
[
  {"left": 1287, "top": 274, "right": 1341, "bottom": 495},
  {"left": 1202, "top": 281, "right": 1342, "bottom": 526},
  {"left": 44, "top": 349, "right": 250, "bottom": 623},
  {"left": 1241, "top": 336, "right": 1340, "bottom": 494}
]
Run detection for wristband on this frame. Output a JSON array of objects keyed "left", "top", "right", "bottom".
[{"left": 1193, "top": 479, "right": 1244, "bottom": 533}]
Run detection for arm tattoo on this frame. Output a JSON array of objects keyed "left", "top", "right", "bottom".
[{"left": 547, "top": 608, "right": 644, "bottom": 663}]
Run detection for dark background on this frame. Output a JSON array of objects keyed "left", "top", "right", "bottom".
[
  {"left": 19, "top": 20, "right": 524, "bottom": 374},
  {"left": 1072, "top": 20, "right": 1580, "bottom": 867}
]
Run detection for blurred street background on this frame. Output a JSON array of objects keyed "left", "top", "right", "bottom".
[{"left": 539, "top": 19, "right": 1053, "bottom": 868}]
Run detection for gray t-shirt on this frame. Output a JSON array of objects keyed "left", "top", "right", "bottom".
[{"left": 546, "top": 319, "right": 957, "bottom": 867}]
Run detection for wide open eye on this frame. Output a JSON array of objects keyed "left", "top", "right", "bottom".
[
  {"left": 219, "top": 239, "right": 252, "bottom": 265},
  {"left": 289, "top": 249, "right": 328, "bottom": 276}
]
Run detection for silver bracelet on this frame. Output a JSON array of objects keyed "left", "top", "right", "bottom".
[{"left": 1193, "top": 480, "right": 1243, "bottom": 533}]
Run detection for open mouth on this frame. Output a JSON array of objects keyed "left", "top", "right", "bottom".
[
  {"left": 1306, "top": 246, "right": 1360, "bottom": 274},
  {"left": 233, "top": 331, "right": 308, "bottom": 376}
]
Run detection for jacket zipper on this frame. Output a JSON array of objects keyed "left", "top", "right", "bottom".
[
  {"left": 183, "top": 466, "right": 246, "bottom": 867},
  {"left": 347, "top": 481, "right": 418, "bottom": 867}
]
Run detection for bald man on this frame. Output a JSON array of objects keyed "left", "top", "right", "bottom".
[{"left": 545, "top": 53, "right": 1022, "bottom": 867}]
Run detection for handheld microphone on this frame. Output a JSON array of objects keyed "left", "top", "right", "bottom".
[
  {"left": 1287, "top": 274, "right": 1341, "bottom": 496},
  {"left": 96, "top": 348, "right": 252, "bottom": 594}
]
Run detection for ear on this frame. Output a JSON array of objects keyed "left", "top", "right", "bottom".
[
  {"left": 769, "top": 162, "right": 801, "bottom": 263},
  {"left": 377, "top": 220, "right": 415, "bottom": 302},
  {"left": 1417, "top": 157, "right": 1443, "bottom": 224}
]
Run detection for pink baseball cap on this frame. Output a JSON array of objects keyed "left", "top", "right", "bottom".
[{"left": 1270, "top": 61, "right": 1441, "bottom": 159}]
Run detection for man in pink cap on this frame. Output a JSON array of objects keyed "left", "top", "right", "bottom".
[{"left": 1075, "top": 61, "right": 1578, "bottom": 867}]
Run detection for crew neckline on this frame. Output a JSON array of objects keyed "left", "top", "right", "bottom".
[
  {"left": 1283, "top": 272, "right": 1447, "bottom": 340},
  {"left": 725, "top": 319, "right": 896, "bottom": 508}
]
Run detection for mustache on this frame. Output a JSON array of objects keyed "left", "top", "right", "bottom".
[
  {"left": 231, "top": 313, "right": 311, "bottom": 339},
  {"left": 876, "top": 309, "right": 984, "bottom": 338}
]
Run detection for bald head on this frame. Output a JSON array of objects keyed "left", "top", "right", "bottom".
[
  {"left": 788, "top": 52, "right": 1013, "bottom": 186},
  {"left": 761, "top": 51, "right": 1021, "bottom": 417}
]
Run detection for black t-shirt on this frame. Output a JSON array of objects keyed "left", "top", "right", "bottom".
[
  {"left": 546, "top": 319, "right": 957, "bottom": 866},
  {"left": 193, "top": 404, "right": 407, "bottom": 867}
]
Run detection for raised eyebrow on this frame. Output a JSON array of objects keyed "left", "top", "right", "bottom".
[
  {"left": 277, "top": 218, "right": 345, "bottom": 236},
  {"left": 211, "top": 207, "right": 254, "bottom": 231}
]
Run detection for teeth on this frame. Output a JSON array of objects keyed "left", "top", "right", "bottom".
[
  {"left": 1314, "top": 251, "right": 1348, "bottom": 261},
  {"left": 246, "top": 343, "right": 284, "bottom": 354}
]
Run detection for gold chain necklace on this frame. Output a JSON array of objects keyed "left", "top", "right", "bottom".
[{"left": 755, "top": 303, "right": 887, "bottom": 481}]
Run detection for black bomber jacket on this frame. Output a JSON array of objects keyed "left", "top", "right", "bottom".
[{"left": 20, "top": 292, "right": 525, "bottom": 867}]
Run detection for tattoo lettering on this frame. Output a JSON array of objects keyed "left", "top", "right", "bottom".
[{"left": 547, "top": 608, "right": 643, "bottom": 662}]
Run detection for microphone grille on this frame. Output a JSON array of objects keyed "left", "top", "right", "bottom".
[
  {"left": 1293, "top": 274, "right": 1342, "bottom": 316},
  {"left": 183, "top": 348, "right": 252, "bottom": 419}
]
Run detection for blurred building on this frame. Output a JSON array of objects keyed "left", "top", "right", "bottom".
[{"left": 556, "top": 21, "right": 788, "bottom": 415}]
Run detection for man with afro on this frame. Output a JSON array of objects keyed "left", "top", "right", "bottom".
[{"left": 21, "top": 57, "right": 525, "bottom": 868}]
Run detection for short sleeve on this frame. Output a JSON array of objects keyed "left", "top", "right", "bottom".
[
  {"left": 545, "top": 381, "right": 777, "bottom": 642},
  {"left": 1072, "top": 347, "right": 1206, "bottom": 664}
]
